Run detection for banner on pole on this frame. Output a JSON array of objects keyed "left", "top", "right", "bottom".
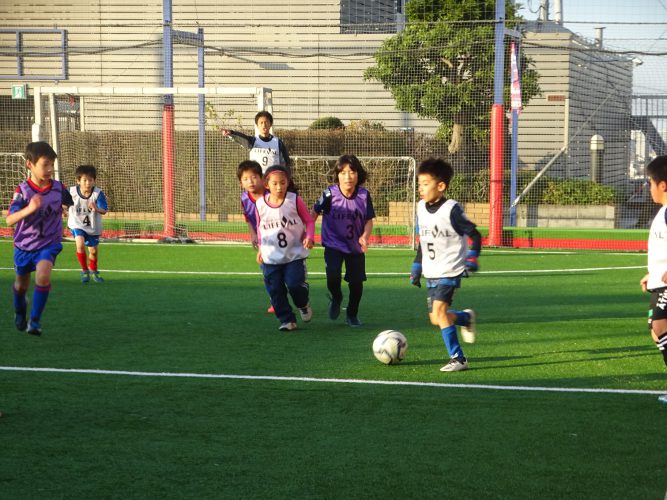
[{"left": 510, "top": 41, "right": 522, "bottom": 112}]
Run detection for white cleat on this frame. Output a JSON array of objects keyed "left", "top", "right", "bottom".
[
  {"left": 460, "top": 309, "right": 476, "bottom": 344},
  {"left": 440, "top": 357, "right": 469, "bottom": 372},
  {"left": 299, "top": 304, "right": 313, "bottom": 322}
]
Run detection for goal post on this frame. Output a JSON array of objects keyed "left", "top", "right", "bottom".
[{"left": 32, "top": 86, "right": 271, "bottom": 242}]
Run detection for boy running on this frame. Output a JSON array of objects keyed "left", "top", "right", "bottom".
[
  {"left": 410, "top": 158, "right": 481, "bottom": 372},
  {"left": 8, "top": 141, "right": 74, "bottom": 335}
]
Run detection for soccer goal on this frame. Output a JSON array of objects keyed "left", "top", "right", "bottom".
[
  {"left": 292, "top": 156, "right": 417, "bottom": 248},
  {"left": 0, "top": 152, "right": 27, "bottom": 215},
  {"left": 32, "top": 86, "right": 272, "bottom": 242}
]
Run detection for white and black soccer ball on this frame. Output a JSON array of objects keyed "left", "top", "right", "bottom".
[{"left": 372, "top": 330, "right": 408, "bottom": 365}]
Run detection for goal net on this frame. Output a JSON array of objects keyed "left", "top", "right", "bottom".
[
  {"left": 33, "top": 86, "right": 271, "bottom": 242},
  {"left": 0, "top": 152, "right": 27, "bottom": 214},
  {"left": 33, "top": 87, "right": 417, "bottom": 246}
]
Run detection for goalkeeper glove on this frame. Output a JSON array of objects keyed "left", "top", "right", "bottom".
[
  {"left": 410, "top": 262, "right": 422, "bottom": 288},
  {"left": 465, "top": 250, "right": 479, "bottom": 272}
]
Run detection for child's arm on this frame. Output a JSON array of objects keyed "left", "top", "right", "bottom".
[
  {"left": 296, "top": 196, "right": 315, "bottom": 249},
  {"left": 359, "top": 219, "right": 373, "bottom": 253},
  {"left": 451, "top": 204, "right": 481, "bottom": 272},
  {"left": 89, "top": 190, "right": 108, "bottom": 215},
  {"left": 311, "top": 188, "right": 331, "bottom": 224},
  {"left": 246, "top": 221, "right": 258, "bottom": 248},
  {"left": 221, "top": 129, "right": 254, "bottom": 150},
  {"left": 6, "top": 193, "right": 40, "bottom": 227},
  {"left": 640, "top": 273, "right": 650, "bottom": 292}
]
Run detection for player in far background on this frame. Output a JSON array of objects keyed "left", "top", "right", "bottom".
[
  {"left": 67, "top": 165, "right": 108, "bottom": 283},
  {"left": 311, "top": 154, "right": 375, "bottom": 327},
  {"left": 256, "top": 165, "right": 314, "bottom": 331},
  {"left": 237, "top": 159, "right": 274, "bottom": 314},
  {"left": 7, "top": 141, "right": 74, "bottom": 335},
  {"left": 639, "top": 155, "right": 667, "bottom": 405},
  {"left": 221, "top": 111, "right": 291, "bottom": 173},
  {"left": 410, "top": 158, "right": 481, "bottom": 373}
]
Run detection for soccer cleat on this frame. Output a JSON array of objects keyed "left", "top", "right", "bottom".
[
  {"left": 440, "top": 357, "right": 469, "bottom": 372},
  {"left": 328, "top": 295, "right": 341, "bottom": 320},
  {"left": 278, "top": 322, "right": 297, "bottom": 331},
  {"left": 659, "top": 394, "right": 667, "bottom": 405},
  {"left": 299, "top": 304, "right": 313, "bottom": 322},
  {"left": 80, "top": 271, "right": 90, "bottom": 283},
  {"left": 460, "top": 309, "right": 477, "bottom": 344},
  {"left": 345, "top": 316, "right": 363, "bottom": 328},
  {"left": 267, "top": 305, "right": 275, "bottom": 313},
  {"left": 92, "top": 272, "right": 104, "bottom": 283},
  {"left": 14, "top": 311, "right": 27, "bottom": 331},
  {"left": 26, "top": 320, "right": 42, "bottom": 336}
]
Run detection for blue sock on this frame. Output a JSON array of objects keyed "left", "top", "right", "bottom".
[
  {"left": 30, "top": 284, "right": 51, "bottom": 323},
  {"left": 451, "top": 310, "right": 470, "bottom": 327},
  {"left": 441, "top": 325, "right": 464, "bottom": 359},
  {"left": 13, "top": 285, "right": 26, "bottom": 313}
]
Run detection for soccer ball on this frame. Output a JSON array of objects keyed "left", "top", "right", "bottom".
[{"left": 372, "top": 330, "right": 408, "bottom": 365}]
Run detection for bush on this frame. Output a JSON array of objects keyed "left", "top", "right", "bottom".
[
  {"left": 542, "top": 179, "right": 616, "bottom": 205},
  {"left": 309, "top": 116, "right": 345, "bottom": 130}
]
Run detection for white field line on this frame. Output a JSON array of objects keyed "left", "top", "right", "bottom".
[
  {"left": 0, "top": 365, "right": 662, "bottom": 396},
  {"left": 0, "top": 265, "right": 647, "bottom": 276}
]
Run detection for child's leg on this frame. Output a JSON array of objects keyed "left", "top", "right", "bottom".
[
  {"left": 430, "top": 299, "right": 464, "bottom": 359},
  {"left": 13, "top": 273, "right": 30, "bottom": 326},
  {"left": 284, "top": 259, "right": 309, "bottom": 309},
  {"left": 263, "top": 264, "right": 296, "bottom": 324},
  {"left": 344, "top": 253, "right": 366, "bottom": 319},
  {"left": 88, "top": 244, "right": 98, "bottom": 272},
  {"left": 324, "top": 247, "right": 344, "bottom": 304},
  {"left": 649, "top": 291, "right": 667, "bottom": 367},
  {"left": 29, "top": 259, "right": 54, "bottom": 328},
  {"left": 651, "top": 319, "right": 667, "bottom": 368},
  {"left": 75, "top": 235, "right": 88, "bottom": 271}
]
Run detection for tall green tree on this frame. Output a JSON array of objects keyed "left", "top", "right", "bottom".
[{"left": 364, "top": 0, "right": 539, "bottom": 155}]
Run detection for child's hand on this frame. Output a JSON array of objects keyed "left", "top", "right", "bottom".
[
  {"left": 303, "top": 237, "right": 314, "bottom": 249},
  {"left": 410, "top": 262, "right": 422, "bottom": 288},
  {"left": 251, "top": 234, "right": 258, "bottom": 249},
  {"left": 221, "top": 129, "right": 231, "bottom": 137},
  {"left": 88, "top": 200, "right": 97, "bottom": 212},
  {"left": 640, "top": 273, "right": 649, "bottom": 292},
  {"left": 27, "top": 195, "right": 42, "bottom": 213},
  {"left": 465, "top": 251, "right": 479, "bottom": 272},
  {"left": 256, "top": 250, "right": 263, "bottom": 265},
  {"left": 359, "top": 236, "right": 368, "bottom": 253}
]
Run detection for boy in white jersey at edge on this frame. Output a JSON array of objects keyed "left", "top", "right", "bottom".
[
  {"left": 67, "top": 165, "right": 108, "bottom": 283},
  {"left": 256, "top": 165, "right": 315, "bottom": 331},
  {"left": 410, "top": 158, "right": 482, "bottom": 372},
  {"left": 639, "top": 155, "right": 667, "bottom": 405},
  {"left": 221, "top": 111, "right": 291, "bottom": 173}
]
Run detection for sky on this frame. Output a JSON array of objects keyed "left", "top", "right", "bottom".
[{"left": 517, "top": 0, "right": 667, "bottom": 93}]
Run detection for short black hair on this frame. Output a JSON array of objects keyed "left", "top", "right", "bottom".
[
  {"left": 237, "top": 160, "right": 262, "bottom": 180},
  {"left": 75, "top": 164, "right": 97, "bottom": 180},
  {"left": 332, "top": 154, "right": 368, "bottom": 185},
  {"left": 647, "top": 155, "right": 667, "bottom": 184},
  {"left": 25, "top": 141, "right": 57, "bottom": 164},
  {"left": 255, "top": 111, "right": 273, "bottom": 125},
  {"left": 417, "top": 157, "right": 454, "bottom": 185}
]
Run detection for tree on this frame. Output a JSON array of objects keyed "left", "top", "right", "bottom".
[{"left": 364, "top": 0, "right": 540, "bottom": 155}]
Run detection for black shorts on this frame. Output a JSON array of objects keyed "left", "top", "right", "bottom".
[
  {"left": 426, "top": 284, "right": 456, "bottom": 311},
  {"left": 649, "top": 287, "right": 667, "bottom": 329},
  {"left": 324, "top": 247, "right": 366, "bottom": 283}
]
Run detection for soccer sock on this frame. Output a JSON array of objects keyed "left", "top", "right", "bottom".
[
  {"left": 89, "top": 258, "right": 98, "bottom": 272},
  {"left": 30, "top": 284, "right": 51, "bottom": 323},
  {"left": 13, "top": 285, "right": 26, "bottom": 314},
  {"left": 76, "top": 252, "right": 88, "bottom": 271},
  {"left": 441, "top": 325, "right": 464, "bottom": 359},
  {"left": 451, "top": 310, "right": 470, "bottom": 326},
  {"left": 656, "top": 333, "right": 667, "bottom": 367},
  {"left": 346, "top": 282, "right": 363, "bottom": 318}
]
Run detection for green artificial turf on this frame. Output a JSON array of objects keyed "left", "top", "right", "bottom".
[{"left": 0, "top": 241, "right": 664, "bottom": 498}]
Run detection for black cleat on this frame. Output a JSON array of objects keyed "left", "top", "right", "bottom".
[{"left": 15, "top": 311, "right": 27, "bottom": 331}]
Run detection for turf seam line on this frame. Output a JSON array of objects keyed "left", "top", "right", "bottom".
[{"left": 0, "top": 366, "right": 662, "bottom": 396}]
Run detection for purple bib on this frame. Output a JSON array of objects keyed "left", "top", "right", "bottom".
[
  {"left": 13, "top": 180, "right": 65, "bottom": 251},
  {"left": 321, "top": 185, "right": 370, "bottom": 254}
]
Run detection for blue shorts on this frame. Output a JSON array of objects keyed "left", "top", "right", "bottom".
[
  {"left": 70, "top": 228, "right": 100, "bottom": 247},
  {"left": 425, "top": 277, "right": 462, "bottom": 311},
  {"left": 14, "top": 243, "right": 63, "bottom": 276}
]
